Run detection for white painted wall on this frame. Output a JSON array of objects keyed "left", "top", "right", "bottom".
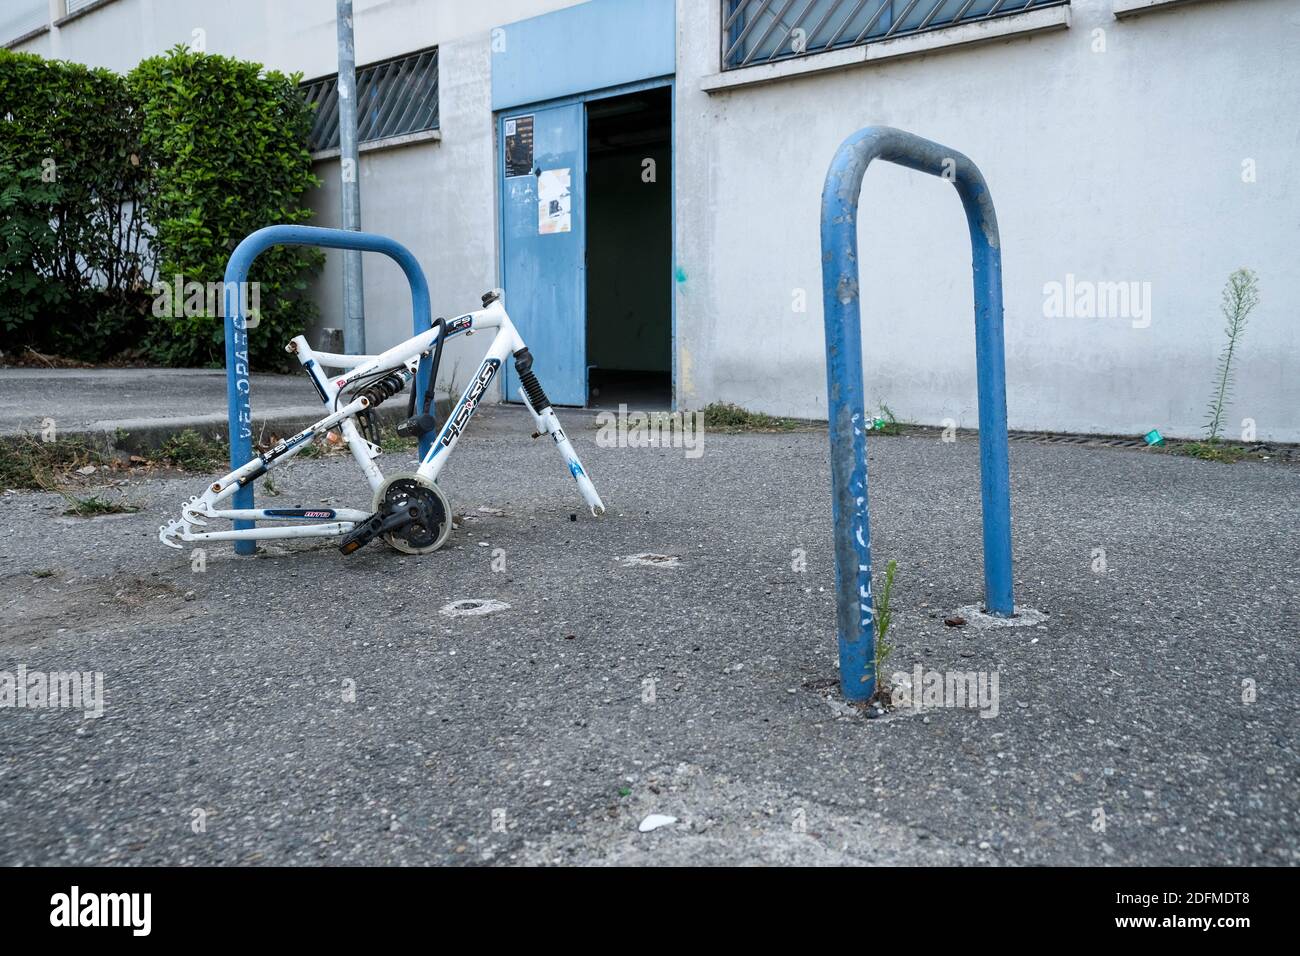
[
  {"left": 675, "top": 0, "right": 1300, "bottom": 441},
  {"left": 18, "top": 0, "right": 1298, "bottom": 439},
  {"left": 15, "top": 0, "right": 585, "bottom": 395}
]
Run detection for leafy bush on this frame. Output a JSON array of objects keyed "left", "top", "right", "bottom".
[
  {"left": 0, "top": 165, "right": 67, "bottom": 333},
  {"left": 0, "top": 50, "right": 152, "bottom": 358},
  {"left": 129, "top": 46, "right": 323, "bottom": 370},
  {"left": 0, "top": 46, "right": 321, "bottom": 368}
]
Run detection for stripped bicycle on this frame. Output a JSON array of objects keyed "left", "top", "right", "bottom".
[{"left": 159, "top": 290, "right": 604, "bottom": 555}]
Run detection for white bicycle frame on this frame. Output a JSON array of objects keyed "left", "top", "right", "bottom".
[{"left": 160, "top": 296, "right": 605, "bottom": 550}]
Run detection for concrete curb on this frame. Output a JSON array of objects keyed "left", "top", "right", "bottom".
[{"left": 1, "top": 397, "right": 454, "bottom": 456}]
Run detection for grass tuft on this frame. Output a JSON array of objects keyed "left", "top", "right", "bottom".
[
  {"left": 59, "top": 493, "right": 140, "bottom": 517},
  {"left": 1177, "top": 440, "right": 1247, "bottom": 464},
  {"left": 699, "top": 402, "right": 804, "bottom": 433},
  {"left": 157, "top": 429, "right": 228, "bottom": 471},
  {"left": 0, "top": 434, "right": 109, "bottom": 490}
]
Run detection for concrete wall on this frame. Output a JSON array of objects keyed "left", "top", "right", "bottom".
[
  {"left": 18, "top": 0, "right": 1299, "bottom": 439},
  {"left": 674, "top": 0, "right": 1300, "bottom": 441},
  {"left": 15, "top": 0, "right": 585, "bottom": 396}
]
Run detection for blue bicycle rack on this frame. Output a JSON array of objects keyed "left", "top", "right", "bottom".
[
  {"left": 820, "top": 126, "right": 1015, "bottom": 702},
  {"left": 222, "top": 224, "right": 435, "bottom": 556}
]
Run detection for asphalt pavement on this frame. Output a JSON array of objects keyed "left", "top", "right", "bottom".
[{"left": 1, "top": 405, "right": 1296, "bottom": 865}]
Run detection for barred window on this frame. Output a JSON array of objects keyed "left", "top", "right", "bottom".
[
  {"left": 722, "top": 0, "right": 1069, "bottom": 70},
  {"left": 301, "top": 46, "right": 439, "bottom": 153}
]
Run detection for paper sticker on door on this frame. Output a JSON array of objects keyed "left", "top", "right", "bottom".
[{"left": 537, "top": 168, "right": 571, "bottom": 235}]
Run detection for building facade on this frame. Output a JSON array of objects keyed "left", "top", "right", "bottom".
[{"left": 9, "top": 0, "right": 1297, "bottom": 440}]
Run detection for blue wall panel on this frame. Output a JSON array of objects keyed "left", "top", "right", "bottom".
[{"left": 491, "top": 0, "right": 675, "bottom": 111}]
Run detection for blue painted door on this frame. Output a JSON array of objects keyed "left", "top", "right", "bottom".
[{"left": 500, "top": 102, "right": 587, "bottom": 406}]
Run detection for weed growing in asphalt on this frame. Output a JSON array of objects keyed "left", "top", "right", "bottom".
[
  {"left": 377, "top": 422, "right": 416, "bottom": 454},
  {"left": 1179, "top": 268, "right": 1260, "bottom": 465},
  {"left": 699, "top": 402, "right": 805, "bottom": 432},
  {"left": 158, "top": 429, "right": 228, "bottom": 471},
  {"left": 0, "top": 433, "right": 108, "bottom": 489},
  {"left": 1203, "top": 268, "right": 1259, "bottom": 442},
  {"left": 871, "top": 404, "right": 904, "bottom": 436},
  {"left": 1178, "top": 441, "right": 1247, "bottom": 464},
  {"left": 58, "top": 491, "right": 140, "bottom": 517},
  {"left": 296, "top": 438, "right": 326, "bottom": 459},
  {"left": 872, "top": 559, "right": 898, "bottom": 707}
]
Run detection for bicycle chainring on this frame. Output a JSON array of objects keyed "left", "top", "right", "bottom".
[{"left": 373, "top": 474, "right": 451, "bottom": 555}]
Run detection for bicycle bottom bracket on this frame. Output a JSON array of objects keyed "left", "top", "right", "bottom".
[{"left": 372, "top": 473, "right": 451, "bottom": 555}]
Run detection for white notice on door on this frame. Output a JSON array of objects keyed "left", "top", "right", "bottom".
[{"left": 537, "top": 167, "right": 571, "bottom": 235}]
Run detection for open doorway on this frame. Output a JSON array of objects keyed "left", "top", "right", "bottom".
[{"left": 584, "top": 86, "right": 672, "bottom": 409}]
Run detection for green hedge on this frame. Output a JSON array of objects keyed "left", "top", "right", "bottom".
[
  {"left": 130, "top": 46, "right": 323, "bottom": 369},
  {"left": 0, "top": 51, "right": 150, "bottom": 358},
  {"left": 0, "top": 45, "right": 322, "bottom": 369}
]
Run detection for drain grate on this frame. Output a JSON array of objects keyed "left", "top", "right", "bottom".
[
  {"left": 1007, "top": 431, "right": 1299, "bottom": 462},
  {"left": 891, "top": 425, "right": 1298, "bottom": 462}
]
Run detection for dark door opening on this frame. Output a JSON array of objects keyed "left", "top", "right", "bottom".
[{"left": 584, "top": 87, "right": 672, "bottom": 409}]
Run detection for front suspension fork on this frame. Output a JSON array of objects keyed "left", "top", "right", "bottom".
[{"left": 514, "top": 349, "right": 605, "bottom": 516}]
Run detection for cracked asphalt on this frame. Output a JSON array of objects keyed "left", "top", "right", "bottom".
[{"left": 1, "top": 405, "right": 1296, "bottom": 865}]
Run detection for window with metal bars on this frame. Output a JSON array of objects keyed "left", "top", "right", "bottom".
[
  {"left": 722, "top": 0, "right": 1069, "bottom": 70},
  {"left": 301, "top": 46, "right": 439, "bottom": 154}
]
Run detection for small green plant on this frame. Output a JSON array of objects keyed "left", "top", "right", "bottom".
[
  {"left": 157, "top": 429, "right": 227, "bottom": 471},
  {"left": 262, "top": 475, "right": 281, "bottom": 496},
  {"left": 699, "top": 402, "right": 804, "bottom": 432},
  {"left": 1179, "top": 441, "right": 1246, "bottom": 464},
  {"left": 59, "top": 493, "right": 139, "bottom": 517},
  {"left": 377, "top": 422, "right": 416, "bottom": 454},
  {"left": 30, "top": 569, "right": 56, "bottom": 578},
  {"left": 870, "top": 559, "right": 898, "bottom": 706},
  {"left": 1203, "top": 268, "right": 1259, "bottom": 442},
  {"left": 870, "top": 404, "right": 904, "bottom": 436},
  {"left": 297, "top": 438, "right": 326, "bottom": 459}
]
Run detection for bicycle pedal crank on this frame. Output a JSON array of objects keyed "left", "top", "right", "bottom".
[{"left": 339, "top": 473, "right": 452, "bottom": 556}]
